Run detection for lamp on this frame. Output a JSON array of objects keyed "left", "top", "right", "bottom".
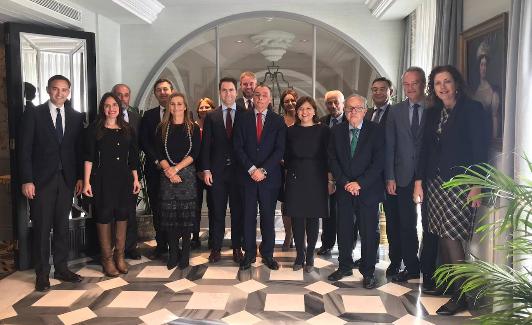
[{"left": 251, "top": 30, "right": 295, "bottom": 110}]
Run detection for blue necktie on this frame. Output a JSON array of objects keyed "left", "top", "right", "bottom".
[
  {"left": 56, "top": 108, "right": 63, "bottom": 142},
  {"left": 411, "top": 104, "right": 420, "bottom": 137}
]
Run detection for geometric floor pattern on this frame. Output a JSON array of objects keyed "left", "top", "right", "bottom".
[{"left": 0, "top": 231, "right": 480, "bottom": 324}]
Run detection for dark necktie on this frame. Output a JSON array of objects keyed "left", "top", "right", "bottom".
[
  {"left": 247, "top": 99, "right": 253, "bottom": 110},
  {"left": 411, "top": 104, "right": 420, "bottom": 137},
  {"left": 226, "top": 107, "right": 233, "bottom": 138},
  {"left": 350, "top": 128, "right": 359, "bottom": 158},
  {"left": 256, "top": 112, "right": 263, "bottom": 142},
  {"left": 56, "top": 108, "right": 63, "bottom": 142},
  {"left": 372, "top": 108, "right": 382, "bottom": 123},
  {"left": 331, "top": 117, "right": 338, "bottom": 128}
]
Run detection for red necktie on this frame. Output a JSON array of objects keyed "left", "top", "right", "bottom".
[
  {"left": 256, "top": 112, "right": 263, "bottom": 142},
  {"left": 226, "top": 107, "right": 233, "bottom": 138}
]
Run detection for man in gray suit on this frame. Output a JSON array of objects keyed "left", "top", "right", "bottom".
[
  {"left": 113, "top": 83, "right": 142, "bottom": 260},
  {"left": 385, "top": 67, "right": 436, "bottom": 285}
]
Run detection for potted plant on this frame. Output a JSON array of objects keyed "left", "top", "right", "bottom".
[{"left": 435, "top": 161, "right": 532, "bottom": 324}]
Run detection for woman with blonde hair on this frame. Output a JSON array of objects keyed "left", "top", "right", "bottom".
[{"left": 156, "top": 92, "right": 201, "bottom": 269}]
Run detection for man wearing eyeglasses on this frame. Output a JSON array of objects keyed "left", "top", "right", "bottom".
[
  {"left": 317, "top": 90, "right": 347, "bottom": 256},
  {"left": 327, "top": 94, "right": 384, "bottom": 289}
]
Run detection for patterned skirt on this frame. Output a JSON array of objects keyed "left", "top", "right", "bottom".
[
  {"left": 426, "top": 174, "right": 476, "bottom": 241},
  {"left": 159, "top": 165, "right": 197, "bottom": 234}
]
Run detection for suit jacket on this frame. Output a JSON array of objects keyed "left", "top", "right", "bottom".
[
  {"left": 236, "top": 97, "right": 272, "bottom": 111},
  {"left": 385, "top": 100, "right": 426, "bottom": 187},
  {"left": 328, "top": 121, "right": 385, "bottom": 204},
  {"left": 200, "top": 106, "right": 241, "bottom": 176},
  {"left": 126, "top": 109, "right": 141, "bottom": 140},
  {"left": 416, "top": 97, "right": 488, "bottom": 182},
  {"left": 366, "top": 103, "right": 391, "bottom": 127},
  {"left": 18, "top": 101, "right": 84, "bottom": 188},
  {"left": 319, "top": 113, "right": 348, "bottom": 128},
  {"left": 233, "top": 110, "right": 286, "bottom": 189},
  {"left": 139, "top": 106, "right": 162, "bottom": 175}
]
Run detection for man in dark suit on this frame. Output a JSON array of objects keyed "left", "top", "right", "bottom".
[
  {"left": 201, "top": 77, "right": 244, "bottom": 264},
  {"left": 139, "top": 78, "right": 174, "bottom": 260},
  {"left": 234, "top": 84, "right": 286, "bottom": 271},
  {"left": 352, "top": 77, "right": 397, "bottom": 274},
  {"left": 327, "top": 94, "right": 384, "bottom": 289},
  {"left": 235, "top": 71, "right": 257, "bottom": 111},
  {"left": 317, "top": 90, "right": 347, "bottom": 256},
  {"left": 113, "top": 83, "right": 142, "bottom": 260},
  {"left": 18, "top": 75, "right": 85, "bottom": 291},
  {"left": 386, "top": 67, "right": 437, "bottom": 288}
]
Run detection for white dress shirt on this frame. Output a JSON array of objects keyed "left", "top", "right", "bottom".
[{"left": 48, "top": 101, "right": 65, "bottom": 134}]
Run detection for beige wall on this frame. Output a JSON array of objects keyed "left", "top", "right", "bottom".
[{"left": 463, "top": 0, "right": 511, "bottom": 30}]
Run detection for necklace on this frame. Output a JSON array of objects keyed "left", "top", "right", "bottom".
[{"left": 164, "top": 123, "right": 192, "bottom": 166}]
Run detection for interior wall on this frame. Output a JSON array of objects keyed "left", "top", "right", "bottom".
[
  {"left": 119, "top": 4, "right": 404, "bottom": 106},
  {"left": 95, "top": 14, "right": 121, "bottom": 96},
  {"left": 463, "top": 0, "right": 511, "bottom": 30}
]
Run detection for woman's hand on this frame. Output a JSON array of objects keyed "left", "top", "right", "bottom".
[
  {"left": 170, "top": 174, "right": 182, "bottom": 184},
  {"left": 82, "top": 182, "right": 93, "bottom": 197},
  {"left": 133, "top": 179, "right": 141, "bottom": 194},
  {"left": 413, "top": 180, "right": 423, "bottom": 203},
  {"left": 468, "top": 187, "right": 481, "bottom": 208},
  {"left": 164, "top": 166, "right": 178, "bottom": 178}
]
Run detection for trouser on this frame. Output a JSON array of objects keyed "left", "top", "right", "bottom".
[
  {"left": 320, "top": 192, "right": 337, "bottom": 248},
  {"left": 397, "top": 181, "right": 420, "bottom": 273},
  {"left": 145, "top": 170, "right": 167, "bottom": 251}
]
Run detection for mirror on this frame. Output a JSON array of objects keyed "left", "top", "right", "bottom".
[
  {"left": 20, "top": 33, "right": 88, "bottom": 117},
  {"left": 5, "top": 23, "right": 97, "bottom": 270}
]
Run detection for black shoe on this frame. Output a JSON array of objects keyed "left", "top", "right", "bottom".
[
  {"left": 125, "top": 248, "right": 142, "bottom": 260},
  {"left": 148, "top": 247, "right": 167, "bottom": 260},
  {"left": 167, "top": 249, "right": 178, "bottom": 270},
  {"left": 363, "top": 275, "right": 377, "bottom": 289},
  {"left": 316, "top": 246, "right": 333, "bottom": 256},
  {"left": 239, "top": 255, "right": 254, "bottom": 270},
  {"left": 353, "top": 258, "right": 362, "bottom": 268},
  {"left": 35, "top": 274, "right": 50, "bottom": 292},
  {"left": 54, "top": 270, "right": 83, "bottom": 283},
  {"left": 262, "top": 257, "right": 279, "bottom": 270},
  {"left": 327, "top": 268, "right": 353, "bottom": 281},
  {"left": 392, "top": 270, "right": 420, "bottom": 283},
  {"left": 178, "top": 258, "right": 189, "bottom": 270},
  {"left": 436, "top": 294, "right": 467, "bottom": 315},
  {"left": 190, "top": 239, "right": 201, "bottom": 250},
  {"left": 385, "top": 265, "right": 400, "bottom": 277},
  {"left": 422, "top": 273, "right": 437, "bottom": 290},
  {"left": 208, "top": 249, "right": 221, "bottom": 263}
]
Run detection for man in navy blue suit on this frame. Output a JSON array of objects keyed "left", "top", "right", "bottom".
[
  {"left": 327, "top": 94, "right": 384, "bottom": 289},
  {"left": 233, "top": 84, "right": 286, "bottom": 270}
]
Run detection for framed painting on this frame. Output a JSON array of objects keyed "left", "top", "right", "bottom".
[{"left": 459, "top": 13, "right": 508, "bottom": 151}]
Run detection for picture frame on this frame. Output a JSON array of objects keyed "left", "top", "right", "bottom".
[{"left": 459, "top": 13, "right": 508, "bottom": 151}]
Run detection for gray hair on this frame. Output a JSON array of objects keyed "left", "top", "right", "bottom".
[
  {"left": 112, "top": 83, "right": 131, "bottom": 94},
  {"left": 324, "top": 90, "right": 345, "bottom": 102},
  {"left": 402, "top": 66, "right": 426, "bottom": 85},
  {"left": 345, "top": 94, "right": 367, "bottom": 108}
]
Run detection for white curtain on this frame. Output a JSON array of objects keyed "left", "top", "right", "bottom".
[
  {"left": 38, "top": 52, "right": 70, "bottom": 104},
  {"left": 503, "top": 0, "right": 532, "bottom": 269},
  {"left": 411, "top": 0, "right": 437, "bottom": 79}
]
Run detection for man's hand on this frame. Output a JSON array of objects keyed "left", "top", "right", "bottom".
[
  {"left": 22, "top": 182, "right": 36, "bottom": 199},
  {"left": 75, "top": 180, "right": 83, "bottom": 196},
  {"left": 133, "top": 180, "right": 141, "bottom": 194},
  {"left": 344, "top": 181, "right": 361, "bottom": 196},
  {"left": 413, "top": 181, "right": 423, "bottom": 203},
  {"left": 386, "top": 180, "right": 397, "bottom": 195},
  {"left": 203, "top": 171, "right": 213, "bottom": 186},
  {"left": 251, "top": 169, "right": 266, "bottom": 182}
]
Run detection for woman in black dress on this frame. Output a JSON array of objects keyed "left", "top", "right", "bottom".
[
  {"left": 285, "top": 96, "right": 331, "bottom": 272},
  {"left": 156, "top": 92, "right": 201, "bottom": 270},
  {"left": 83, "top": 93, "right": 141, "bottom": 277},
  {"left": 192, "top": 97, "right": 215, "bottom": 249},
  {"left": 414, "top": 65, "right": 487, "bottom": 315},
  {"left": 279, "top": 89, "right": 298, "bottom": 251}
]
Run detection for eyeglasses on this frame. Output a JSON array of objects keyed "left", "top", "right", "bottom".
[{"left": 345, "top": 106, "right": 366, "bottom": 113}]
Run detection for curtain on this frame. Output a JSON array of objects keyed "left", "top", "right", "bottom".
[
  {"left": 396, "top": 14, "right": 413, "bottom": 102},
  {"left": 38, "top": 52, "right": 70, "bottom": 104},
  {"left": 503, "top": 0, "right": 532, "bottom": 269},
  {"left": 411, "top": 0, "right": 437, "bottom": 81},
  {"left": 432, "top": 0, "right": 463, "bottom": 66}
]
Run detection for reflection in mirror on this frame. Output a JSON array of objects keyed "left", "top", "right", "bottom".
[{"left": 20, "top": 33, "right": 88, "bottom": 118}]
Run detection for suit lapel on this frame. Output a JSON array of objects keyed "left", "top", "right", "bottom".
[
  {"left": 352, "top": 122, "right": 369, "bottom": 158},
  {"left": 340, "top": 123, "right": 351, "bottom": 160},
  {"left": 63, "top": 107, "right": 75, "bottom": 141},
  {"left": 41, "top": 103, "right": 60, "bottom": 144},
  {"left": 400, "top": 101, "right": 413, "bottom": 139},
  {"left": 258, "top": 110, "right": 272, "bottom": 144}
]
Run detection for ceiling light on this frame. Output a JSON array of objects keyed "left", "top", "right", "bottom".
[
  {"left": 112, "top": 0, "right": 164, "bottom": 24},
  {"left": 300, "top": 39, "right": 309, "bottom": 42},
  {"left": 235, "top": 40, "right": 244, "bottom": 44}
]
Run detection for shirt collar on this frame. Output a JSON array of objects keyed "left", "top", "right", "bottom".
[
  {"left": 332, "top": 113, "right": 344, "bottom": 122},
  {"left": 254, "top": 108, "right": 268, "bottom": 116},
  {"left": 349, "top": 120, "right": 364, "bottom": 130},
  {"left": 408, "top": 99, "right": 424, "bottom": 109},
  {"left": 222, "top": 103, "right": 237, "bottom": 111},
  {"left": 48, "top": 101, "right": 64, "bottom": 111}
]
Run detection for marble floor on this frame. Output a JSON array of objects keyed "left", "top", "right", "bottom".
[{"left": 0, "top": 230, "right": 482, "bottom": 325}]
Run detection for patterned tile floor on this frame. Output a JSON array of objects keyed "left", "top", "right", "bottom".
[{"left": 0, "top": 231, "right": 482, "bottom": 324}]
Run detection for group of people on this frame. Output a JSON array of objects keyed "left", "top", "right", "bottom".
[{"left": 19, "top": 65, "right": 487, "bottom": 316}]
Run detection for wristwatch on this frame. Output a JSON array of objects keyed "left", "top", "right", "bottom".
[{"left": 259, "top": 168, "right": 267, "bottom": 175}]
